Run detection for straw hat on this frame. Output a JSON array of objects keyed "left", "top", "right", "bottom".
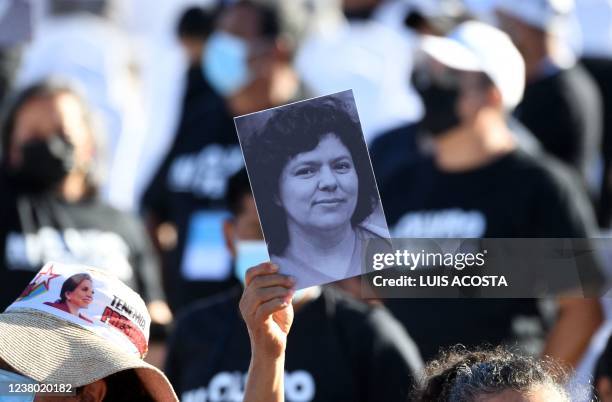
[{"left": 0, "top": 262, "right": 178, "bottom": 401}]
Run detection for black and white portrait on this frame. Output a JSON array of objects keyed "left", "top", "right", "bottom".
[{"left": 235, "top": 90, "right": 390, "bottom": 289}]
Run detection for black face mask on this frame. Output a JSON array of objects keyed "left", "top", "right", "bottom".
[
  {"left": 415, "top": 77, "right": 462, "bottom": 137},
  {"left": 342, "top": 5, "right": 377, "bottom": 21},
  {"left": 8, "top": 135, "right": 75, "bottom": 193}
]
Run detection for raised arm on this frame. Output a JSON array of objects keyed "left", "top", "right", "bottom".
[{"left": 240, "top": 263, "right": 295, "bottom": 402}]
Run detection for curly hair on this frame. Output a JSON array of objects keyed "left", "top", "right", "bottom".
[
  {"left": 413, "top": 346, "right": 570, "bottom": 402},
  {"left": 242, "top": 96, "right": 378, "bottom": 256}
]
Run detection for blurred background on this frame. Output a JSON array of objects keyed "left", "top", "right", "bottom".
[{"left": 3, "top": 0, "right": 612, "bottom": 401}]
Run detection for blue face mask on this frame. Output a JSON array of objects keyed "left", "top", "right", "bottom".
[
  {"left": 0, "top": 369, "right": 36, "bottom": 401},
  {"left": 203, "top": 31, "right": 251, "bottom": 96},
  {"left": 235, "top": 240, "right": 315, "bottom": 303},
  {"left": 235, "top": 240, "right": 270, "bottom": 284}
]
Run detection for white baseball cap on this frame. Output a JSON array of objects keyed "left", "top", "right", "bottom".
[
  {"left": 409, "top": 0, "right": 466, "bottom": 19},
  {"left": 495, "top": 0, "right": 574, "bottom": 32},
  {"left": 421, "top": 20, "right": 525, "bottom": 110}
]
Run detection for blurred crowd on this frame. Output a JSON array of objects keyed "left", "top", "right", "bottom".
[{"left": 2, "top": 0, "right": 612, "bottom": 401}]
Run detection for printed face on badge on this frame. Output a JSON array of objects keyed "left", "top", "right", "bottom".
[
  {"left": 277, "top": 133, "right": 359, "bottom": 232},
  {"left": 43, "top": 273, "right": 95, "bottom": 323},
  {"left": 67, "top": 278, "right": 94, "bottom": 308},
  {"left": 12, "top": 262, "right": 150, "bottom": 357}
]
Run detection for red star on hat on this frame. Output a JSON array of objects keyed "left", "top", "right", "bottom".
[
  {"left": 32, "top": 264, "right": 61, "bottom": 290},
  {"left": 18, "top": 264, "right": 61, "bottom": 299}
]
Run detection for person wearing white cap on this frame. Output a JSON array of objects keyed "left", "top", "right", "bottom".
[
  {"left": 379, "top": 21, "right": 602, "bottom": 367},
  {"left": 0, "top": 261, "right": 178, "bottom": 401},
  {"left": 496, "top": 0, "right": 603, "bottom": 193}
]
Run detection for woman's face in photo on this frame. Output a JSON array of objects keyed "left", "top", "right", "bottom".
[
  {"left": 66, "top": 279, "right": 94, "bottom": 309},
  {"left": 278, "top": 133, "right": 358, "bottom": 233}
]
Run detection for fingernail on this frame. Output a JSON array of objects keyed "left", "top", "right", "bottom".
[{"left": 269, "top": 264, "right": 279, "bottom": 272}]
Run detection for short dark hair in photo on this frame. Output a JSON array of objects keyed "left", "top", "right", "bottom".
[{"left": 242, "top": 96, "right": 379, "bottom": 256}]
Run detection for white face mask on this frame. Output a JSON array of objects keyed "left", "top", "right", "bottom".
[
  {"left": 202, "top": 31, "right": 252, "bottom": 96},
  {"left": 0, "top": 368, "right": 36, "bottom": 401}
]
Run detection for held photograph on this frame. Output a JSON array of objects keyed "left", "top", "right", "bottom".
[{"left": 235, "top": 90, "right": 390, "bottom": 289}]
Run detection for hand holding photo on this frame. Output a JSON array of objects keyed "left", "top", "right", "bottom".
[{"left": 235, "top": 90, "right": 390, "bottom": 289}]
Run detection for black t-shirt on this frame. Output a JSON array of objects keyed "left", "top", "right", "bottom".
[
  {"left": 582, "top": 57, "right": 612, "bottom": 227},
  {"left": 165, "top": 286, "right": 422, "bottom": 402},
  {"left": 183, "top": 65, "right": 216, "bottom": 109},
  {"left": 370, "top": 122, "right": 422, "bottom": 188},
  {"left": 514, "top": 63, "right": 602, "bottom": 181},
  {"left": 0, "top": 180, "right": 164, "bottom": 311},
  {"left": 383, "top": 149, "right": 595, "bottom": 238},
  {"left": 379, "top": 149, "right": 597, "bottom": 361},
  {"left": 141, "top": 88, "right": 244, "bottom": 311},
  {"left": 369, "top": 117, "right": 543, "bottom": 195}
]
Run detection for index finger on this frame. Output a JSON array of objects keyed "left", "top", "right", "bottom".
[{"left": 245, "top": 262, "right": 279, "bottom": 287}]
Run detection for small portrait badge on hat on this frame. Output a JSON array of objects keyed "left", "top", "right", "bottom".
[{"left": 7, "top": 262, "right": 151, "bottom": 358}]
